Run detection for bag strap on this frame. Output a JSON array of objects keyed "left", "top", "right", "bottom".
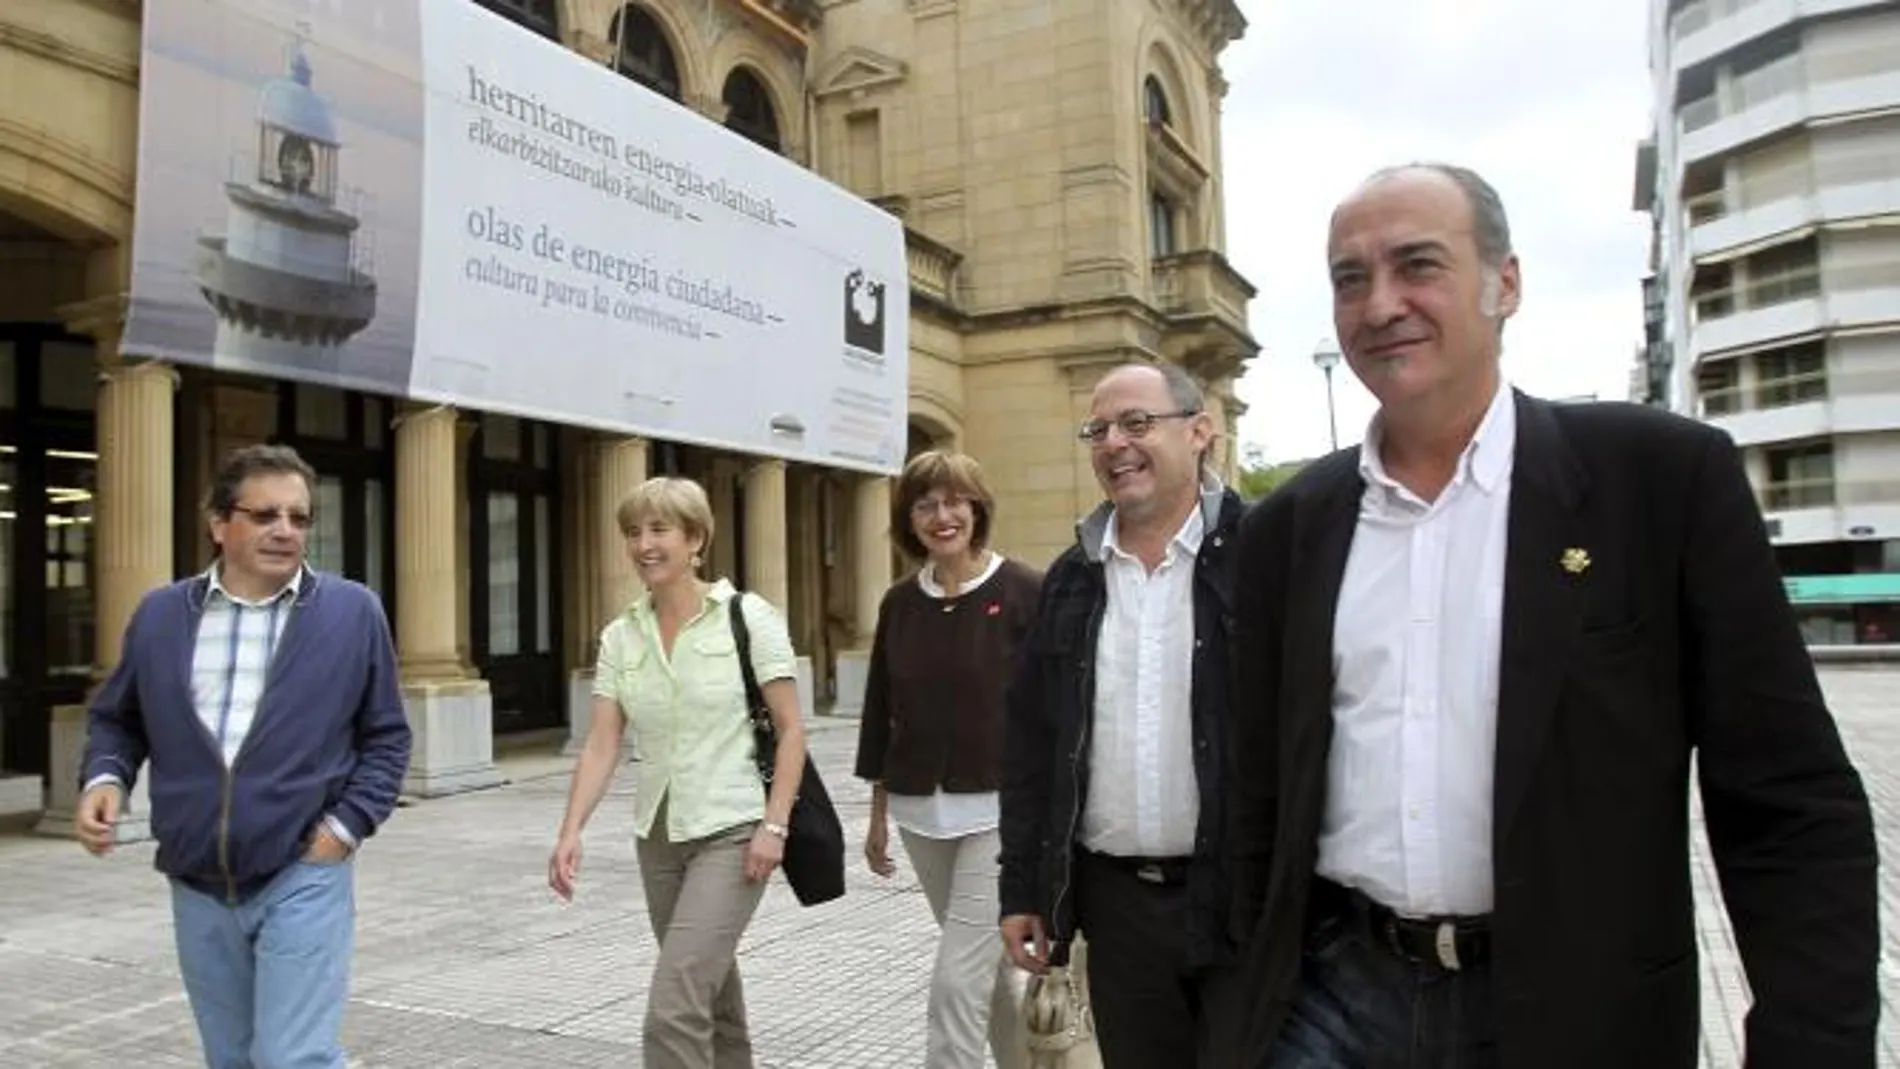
[
  {"left": 728, "top": 592, "right": 778, "bottom": 784},
  {"left": 727, "top": 591, "right": 764, "bottom": 709}
]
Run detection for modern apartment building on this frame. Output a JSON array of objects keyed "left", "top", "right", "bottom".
[
  {"left": 0, "top": 0, "right": 1256, "bottom": 828},
  {"left": 1634, "top": 0, "right": 1900, "bottom": 645}
]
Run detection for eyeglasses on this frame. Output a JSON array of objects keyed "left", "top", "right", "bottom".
[
  {"left": 231, "top": 505, "right": 314, "bottom": 530},
  {"left": 910, "top": 494, "right": 973, "bottom": 518},
  {"left": 1076, "top": 409, "right": 1199, "bottom": 444}
]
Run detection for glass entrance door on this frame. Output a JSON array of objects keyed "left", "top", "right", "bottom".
[
  {"left": 0, "top": 328, "right": 100, "bottom": 782},
  {"left": 470, "top": 413, "right": 562, "bottom": 733},
  {"left": 280, "top": 385, "right": 395, "bottom": 616}
]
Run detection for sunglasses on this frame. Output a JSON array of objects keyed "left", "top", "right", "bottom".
[{"left": 230, "top": 505, "right": 314, "bottom": 530}]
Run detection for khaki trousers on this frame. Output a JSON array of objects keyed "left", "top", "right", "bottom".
[
  {"left": 637, "top": 800, "right": 768, "bottom": 1069},
  {"left": 900, "top": 826, "right": 1029, "bottom": 1069}
]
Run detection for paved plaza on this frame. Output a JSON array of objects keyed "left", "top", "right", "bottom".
[{"left": 0, "top": 666, "right": 1895, "bottom": 1067}]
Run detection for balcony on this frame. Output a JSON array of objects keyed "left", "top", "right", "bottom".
[
  {"left": 1757, "top": 474, "right": 1900, "bottom": 544},
  {"left": 1149, "top": 250, "right": 1259, "bottom": 370},
  {"left": 1689, "top": 174, "right": 1900, "bottom": 261},
  {"left": 873, "top": 195, "right": 964, "bottom": 314},
  {"left": 1669, "top": 0, "right": 1893, "bottom": 72},
  {"left": 903, "top": 230, "right": 961, "bottom": 311},
  {"left": 1691, "top": 260, "right": 1900, "bottom": 359},
  {"left": 1151, "top": 251, "right": 1252, "bottom": 323},
  {"left": 1675, "top": 50, "right": 1900, "bottom": 168},
  {"left": 1761, "top": 475, "right": 1838, "bottom": 510},
  {"left": 1700, "top": 364, "right": 1900, "bottom": 445}
]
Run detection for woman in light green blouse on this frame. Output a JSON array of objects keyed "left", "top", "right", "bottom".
[{"left": 548, "top": 475, "right": 807, "bottom": 1069}]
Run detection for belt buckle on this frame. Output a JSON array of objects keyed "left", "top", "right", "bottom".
[
  {"left": 1434, "top": 921, "right": 1462, "bottom": 971},
  {"left": 1135, "top": 862, "right": 1166, "bottom": 885}
]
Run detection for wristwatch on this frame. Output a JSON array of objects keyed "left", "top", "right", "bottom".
[{"left": 761, "top": 821, "right": 789, "bottom": 839}]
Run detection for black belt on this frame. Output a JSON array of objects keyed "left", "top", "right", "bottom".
[
  {"left": 1083, "top": 849, "right": 1191, "bottom": 887},
  {"left": 1312, "top": 878, "right": 1491, "bottom": 972}
]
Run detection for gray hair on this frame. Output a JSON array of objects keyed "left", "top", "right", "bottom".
[
  {"left": 1366, "top": 162, "right": 1513, "bottom": 268},
  {"left": 1156, "top": 360, "right": 1206, "bottom": 414}
]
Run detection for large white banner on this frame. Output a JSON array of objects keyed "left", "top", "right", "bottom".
[{"left": 124, "top": 0, "right": 910, "bottom": 474}]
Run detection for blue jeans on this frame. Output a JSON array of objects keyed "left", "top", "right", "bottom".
[
  {"left": 169, "top": 859, "right": 355, "bottom": 1069},
  {"left": 1268, "top": 912, "right": 1498, "bottom": 1069}
]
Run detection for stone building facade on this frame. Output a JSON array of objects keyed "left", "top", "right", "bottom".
[{"left": 0, "top": 0, "right": 1255, "bottom": 827}]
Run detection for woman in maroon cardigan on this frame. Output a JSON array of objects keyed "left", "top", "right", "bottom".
[{"left": 854, "top": 450, "right": 1043, "bottom": 1069}]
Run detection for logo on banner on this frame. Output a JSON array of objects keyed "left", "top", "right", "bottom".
[{"left": 843, "top": 269, "right": 886, "bottom": 357}]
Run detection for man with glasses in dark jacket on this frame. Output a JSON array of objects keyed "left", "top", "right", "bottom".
[
  {"left": 1000, "top": 361, "right": 1244, "bottom": 1067},
  {"left": 76, "top": 443, "right": 411, "bottom": 1069}
]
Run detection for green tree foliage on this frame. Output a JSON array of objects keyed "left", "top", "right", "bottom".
[{"left": 1235, "top": 444, "right": 1309, "bottom": 502}]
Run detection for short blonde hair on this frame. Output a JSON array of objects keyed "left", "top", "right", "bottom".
[
  {"left": 891, "top": 450, "right": 995, "bottom": 560},
  {"left": 616, "top": 476, "right": 715, "bottom": 548}
]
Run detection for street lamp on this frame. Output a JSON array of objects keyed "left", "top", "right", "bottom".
[{"left": 1311, "top": 338, "right": 1342, "bottom": 452}]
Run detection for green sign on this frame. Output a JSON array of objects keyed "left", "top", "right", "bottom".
[{"left": 1782, "top": 573, "right": 1900, "bottom": 605}]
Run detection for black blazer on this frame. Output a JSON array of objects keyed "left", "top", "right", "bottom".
[{"left": 1226, "top": 391, "right": 1878, "bottom": 1069}]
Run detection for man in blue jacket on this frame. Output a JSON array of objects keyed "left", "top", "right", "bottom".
[{"left": 76, "top": 442, "right": 412, "bottom": 1069}]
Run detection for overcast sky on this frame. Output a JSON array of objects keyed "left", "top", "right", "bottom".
[{"left": 1221, "top": 0, "right": 1658, "bottom": 464}]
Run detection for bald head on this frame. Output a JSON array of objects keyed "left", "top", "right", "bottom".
[
  {"left": 1094, "top": 361, "right": 1205, "bottom": 415},
  {"left": 1084, "top": 361, "right": 1213, "bottom": 534},
  {"left": 1324, "top": 163, "right": 1521, "bottom": 421},
  {"left": 1340, "top": 163, "right": 1513, "bottom": 270}
]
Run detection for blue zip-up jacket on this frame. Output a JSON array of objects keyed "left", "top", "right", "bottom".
[{"left": 81, "top": 567, "right": 411, "bottom": 902}]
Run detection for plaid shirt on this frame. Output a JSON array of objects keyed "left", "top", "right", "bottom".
[{"left": 193, "top": 567, "right": 296, "bottom": 765}]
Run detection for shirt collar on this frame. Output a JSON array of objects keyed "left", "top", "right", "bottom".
[
  {"left": 1358, "top": 378, "right": 1517, "bottom": 497},
  {"left": 629, "top": 576, "right": 736, "bottom": 620},
  {"left": 1103, "top": 496, "right": 1206, "bottom": 565},
  {"left": 207, "top": 561, "right": 302, "bottom": 608},
  {"left": 918, "top": 552, "right": 1006, "bottom": 597}
]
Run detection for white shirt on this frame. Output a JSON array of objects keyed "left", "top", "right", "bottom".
[
  {"left": 1080, "top": 504, "right": 1203, "bottom": 859},
  {"left": 886, "top": 553, "right": 1006, "bottom": 840},
  {"left": 1316, "top": 381, "right": 1515, "bottom": 917}
]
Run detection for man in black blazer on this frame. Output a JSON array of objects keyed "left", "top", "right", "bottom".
[{"left": 1226, "top": 162, "right": 1877, "bottom": 1069}]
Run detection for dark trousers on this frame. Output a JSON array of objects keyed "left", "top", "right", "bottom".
[
  {"left": 1074, "top": 849, "right": 1239, "bottom": 1069},
  {"left": 1268, "top": 882, "right": 1499, "bottom": 1069}
]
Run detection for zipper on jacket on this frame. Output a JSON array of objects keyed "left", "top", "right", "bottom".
[
  {"left": 212, "top": 585, "right": 303, "bottom": 906},
  {"left": 219, "top": 766, "right": 236, "bottom": 905}
]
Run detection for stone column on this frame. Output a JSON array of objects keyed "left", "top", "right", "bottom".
[
  {"left": 594, "top": 437, "right": 650, "bottom": 622},
  {"left": 834, "top": 473, "right": 892, "bottom": 719},
  {"left": 744, "top": 460, "right": 807, "bottom": 715},
  {"left": 743, "top": 459, "right": 789, "bottom": 607},
  {"left": 95, "top": 360, "right": 178, "bottom": 671},
  {"left": 569, "top": 436, "right": 647, "bottom": 756},
  {"left": 396, "top": 405, "right": 461, "bottom": 681},
  {"left": 395, "top": 404, "right": 500, "bottom": 797},
  {"left": 37, "top": 313, "right": 171, "bottom": 841}
]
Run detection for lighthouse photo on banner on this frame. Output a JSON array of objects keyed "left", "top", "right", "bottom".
[{"left": 124, "top": 0, "right": 423, "bottom": 396}]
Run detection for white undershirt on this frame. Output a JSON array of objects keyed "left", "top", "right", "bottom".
[
  {"left": 1079, "top": 506, "right": 1203, "bottom": 858},
  {"left": 1316, "top": 381, "right": 1514, "bottom": 917}
]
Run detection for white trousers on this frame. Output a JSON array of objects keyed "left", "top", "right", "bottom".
[{"left": 900, "top": 826, "right": 1029, "bottom": 1069}]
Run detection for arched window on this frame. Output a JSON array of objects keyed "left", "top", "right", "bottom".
[
  {"left": 472, "top": 0, "right": 559, "bottom": 41},
  {"left": 722, "top": 69, "right": 781, "bottom": 154},
  {"left": 1143, "top": 75, "right": 1171, "bottom": 127},
  {"left": 613, "top": 5, "right": 682, "bottom": 102}
]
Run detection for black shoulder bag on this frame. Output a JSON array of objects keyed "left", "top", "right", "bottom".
[{"left": 728, "top": 593, "right": 846, "bottom": 907}]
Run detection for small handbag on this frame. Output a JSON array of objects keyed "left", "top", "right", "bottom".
[
  {"left": 728, "top": 592, "right": 847, "bottom": 907},
  {"left": 1022, "top": 934, "right": 1103, "bottom": 1068}
]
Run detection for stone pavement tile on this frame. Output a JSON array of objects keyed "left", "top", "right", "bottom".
[
  {"left": 1, "top": 679, "right": 1893, "bottom": 1067},
  {"left": 0, "top": 948, "right": 199, "bottom": 1064},
  {"left": 1690, "top": 665, "right": 1898, "bottom": 1066}
]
